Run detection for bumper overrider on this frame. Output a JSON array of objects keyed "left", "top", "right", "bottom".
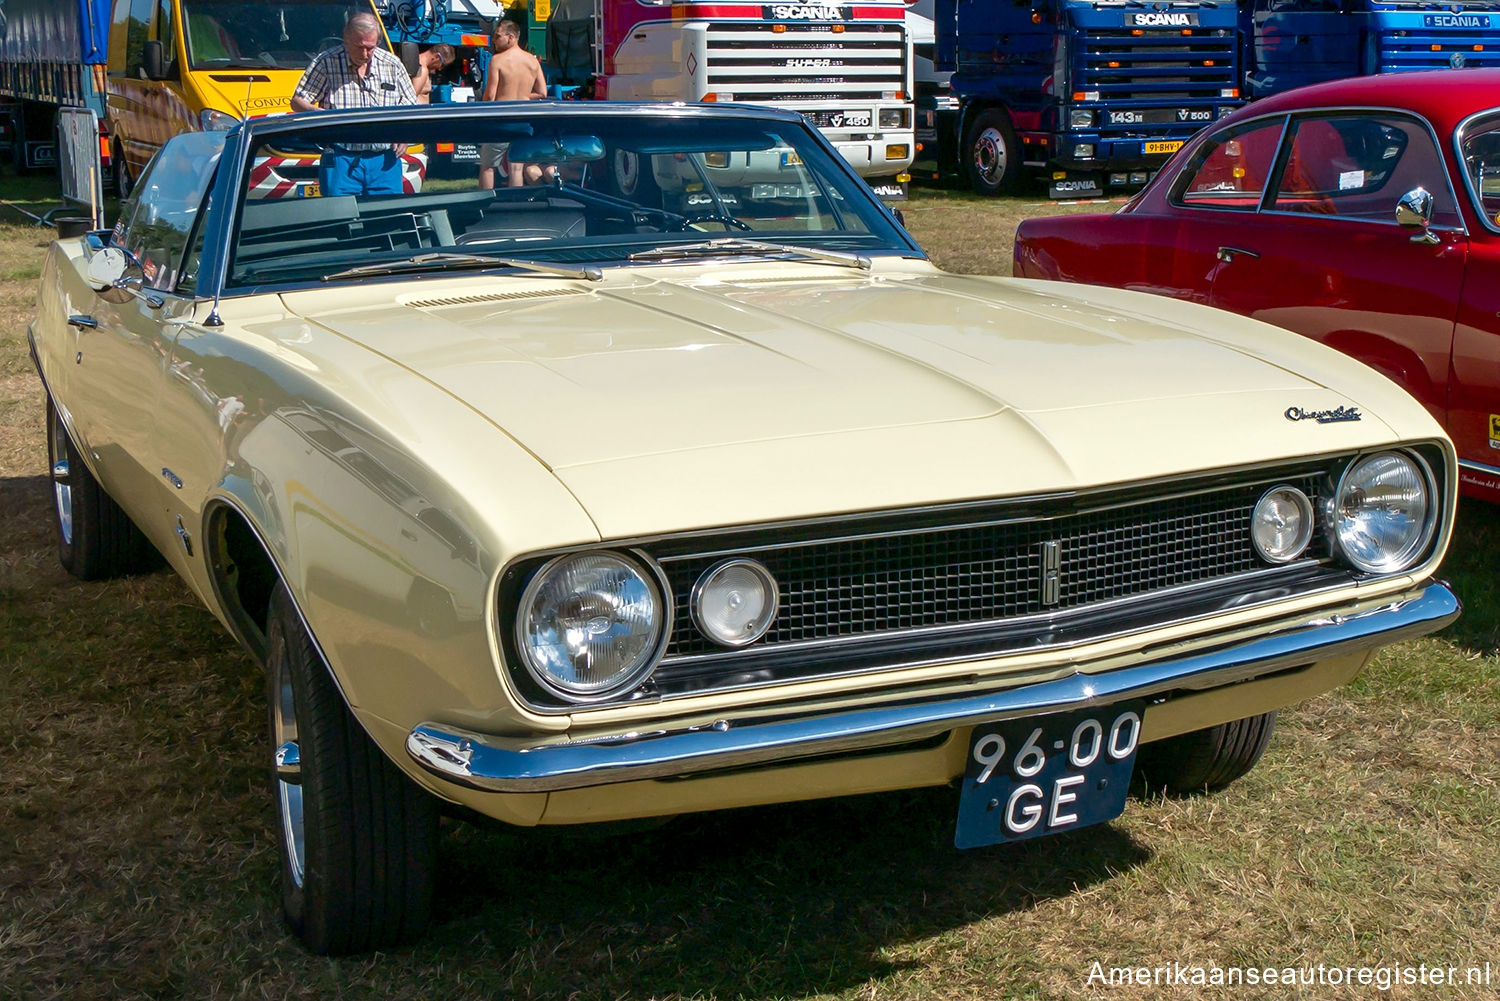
[{"left": 407, "top": 582, "right": 1459, "bottom": 794}]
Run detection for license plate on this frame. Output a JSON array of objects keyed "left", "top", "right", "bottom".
[
  {"left": 955, "top": 702, "right": 1143, "bottom": 849},
  {"left": 1144, "top": 141, "right": 1184, "bottom": 155}
]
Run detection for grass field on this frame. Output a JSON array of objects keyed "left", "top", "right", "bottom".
[{"left": 1, "top": 171, "right": 1498, "bottom": 1001}]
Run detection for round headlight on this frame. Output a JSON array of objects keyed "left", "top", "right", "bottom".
[
  {"left": 692, "top": 558, "right": 779, "bottom": 648},
  {"left": 1251, "top": 485, "right": 1314, "bottom": 563},
  {"left": 516, "top": 551, "right": 666, "bottom": 700},
  {"left": 1332, "top": 452, "right": 1434, "bottom": 573}
]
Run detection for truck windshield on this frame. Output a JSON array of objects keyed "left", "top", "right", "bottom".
[
  {"left": 225, "top": 109, "right": 914, "bottom": 289},
  {"left": 182, "top": 1, "right": 383, "bottom": 70}
]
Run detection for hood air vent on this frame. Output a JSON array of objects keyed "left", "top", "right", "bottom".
[{"left": 404, "top": 288, "right": 588, "bottom": 309}]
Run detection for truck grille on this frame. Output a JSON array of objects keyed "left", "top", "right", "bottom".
[
  {"left": 656, "top": 470, "right": 1332, "bottom": 664},
  {"left": 1380, "top": 34, "right": 1500, "bottom": 72},
  {"left": 704, "top": 22, "right": 906, "bottom": 102},
  {"left": 1078, "top": 28, "right": 1238, "bottom": 104}
]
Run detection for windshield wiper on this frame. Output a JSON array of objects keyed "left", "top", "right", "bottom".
[
  {"left": 323, "top": 252, "right": 603, "bottom": 283},
  {"left": 628, "top": 238, "right": 871, "bottom": 271}
]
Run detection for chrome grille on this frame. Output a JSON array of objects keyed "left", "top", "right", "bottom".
[
  {"left": 659, "top": 473, "right": 1329, "bottom": 660},
  {"left": 705, "top": 23, "right": 906, "bottom": 103}
]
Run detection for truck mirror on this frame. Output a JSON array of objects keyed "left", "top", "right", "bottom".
[
  {"left": 143, "top": 40, "right": 166, "bottom": 81},
  {"left": 400, "top": 42, "right": 422, "bottom": 78}
]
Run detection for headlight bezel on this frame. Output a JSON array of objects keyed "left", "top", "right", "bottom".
[
  {"left": 512, "top": 548, "right": 673, "bottom": 704},
  {"left": 1328, "top": 449, "right": 1440, "bottom": 574}
]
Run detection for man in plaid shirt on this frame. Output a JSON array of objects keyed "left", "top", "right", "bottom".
[{"left": 291, "top": 12, "right": 417, "bottom": 196}]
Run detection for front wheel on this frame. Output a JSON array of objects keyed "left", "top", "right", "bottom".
[
  {"left": 267, "top": 583, "right": 438, "bottom": 954},
  {"left": 1135, "top": 712, "right": 1277, "bottom": 794},
  {"left": 963, "top": 110, "right": 1022, "bottom": 197}
]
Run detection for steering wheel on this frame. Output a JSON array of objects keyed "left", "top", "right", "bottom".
[{"left": 675, "top": 212, "right": 753, "bottom": 232}]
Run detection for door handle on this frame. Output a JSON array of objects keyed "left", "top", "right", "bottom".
[
  {"left": 67, "top": 314, "right": 98, "bottom": 329},
  {"left": 1216, "top": 246, "right": 1261, "bottom": 263}
]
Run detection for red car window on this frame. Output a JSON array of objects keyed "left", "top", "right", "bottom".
[
  {"left": 1457, "top": 110, "right": 1500, "bottom": 231},
  {"left": 1175, "top": 119, "right": 1285, "bottom": 210},
  {"left": 1270, "top": 114, "right": 1460, "bottom": 227}
]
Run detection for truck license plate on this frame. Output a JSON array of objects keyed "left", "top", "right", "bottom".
[
  {"left": 955, "top": 702, "right": 1143, "bottom": 849},
  {"left": 1145, "top": 140, "right": 1184, "bottom": 155}
]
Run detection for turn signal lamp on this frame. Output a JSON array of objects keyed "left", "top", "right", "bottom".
[
  {"left": 1032, "top": 12, "right": 1043, "bottom": 23},
  {"left": 773, "top": 23, "right": 787, "bottom": 32},
  {"left": 692, "top": 560, "right": 779, "bottom": 648},
  {"left": 833, "top": 24, "right": 845, "bottom": 32}
]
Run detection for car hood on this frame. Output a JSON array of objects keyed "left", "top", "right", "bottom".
[{"left": 279, "top": 264, "right": 1410, "bottom": 537}]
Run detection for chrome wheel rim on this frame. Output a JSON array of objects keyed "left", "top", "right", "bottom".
[
  {"left": 973, "top": 127, "right": 1007, "bottom": 185},
  {"left": 272, "top": 655, "right": 306, "bottom": 888},
  {"left": 49, "top": 410, "right": 74, "bottom": 545}
]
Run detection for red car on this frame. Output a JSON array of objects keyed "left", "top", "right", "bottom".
[{"left": 1014, "top": 69, "right": 1500, "bottom": 504}]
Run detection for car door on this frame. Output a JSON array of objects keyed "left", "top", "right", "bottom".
[
  {"left": 1206, "top": 112, "right": 1466, "bottom": 426},
  {"left": 70, "top": 131, "right": 226, "bottom": 561},
  {"left": 1448, "top": 109, "right": 1500, "bottom": 497}
]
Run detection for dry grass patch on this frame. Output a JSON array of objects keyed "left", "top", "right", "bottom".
[{"left": 2, "top": 175, "right": 1498, "bottom": 1000}]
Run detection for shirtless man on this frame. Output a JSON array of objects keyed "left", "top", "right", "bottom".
[
  {"left": 478, "top": 20, "right": 548, "bottom": 189},
  {"left": 411, "top": 43, "right": 456, "bottom": 104}
]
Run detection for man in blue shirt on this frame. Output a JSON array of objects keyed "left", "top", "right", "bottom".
[{"left": 291, "top": 12, "right": 417, "bottom": 196}]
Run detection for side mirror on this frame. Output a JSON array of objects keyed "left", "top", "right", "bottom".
[
  {"left": 143, "top": 40, "right": 167, "bottom": 81},
  {"left": 400, "top": 42, "right": 422, "bottom": 77},
  {"left": 892, "top": 208, "right": 907, "bottom": 228},
  {"left": 85, "top": 246, "right": 158, "bottom": 306},
  {"left": 1395, "top": 187, "right": 1439, "bottom": 245}
]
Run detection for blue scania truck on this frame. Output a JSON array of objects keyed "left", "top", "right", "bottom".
[
  {"left": 933, "top": 0, "right": 1244, "bottom": 198},
  {"left": 1243, "top": 0, "right": 1500, "bottom": 99},
  {"left": 0, "top": 0, "right": 112, "bottom": 172}
]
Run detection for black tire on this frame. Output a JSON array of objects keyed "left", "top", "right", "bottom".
[
  {"left": 113, "top": 146, "right": 133, "bottom": 200},
  {"left": 46, "top": 397, "right": 156, "bottom": 580},
  {"left": 963, "top": 109, "right": 1022, "bottom": 196},
  {"left": 610, "top": 147, "right": 661, "bottom": 205},
  {"left": 266, "top": 583, "right": 438, "bottom": 955},
  {"left": 1135, "top": 711, "right": 1277, "bottom": 794}
]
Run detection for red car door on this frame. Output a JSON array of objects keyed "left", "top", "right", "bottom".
[
  {"left": 1205, "top": 112, "right": 1466, "bottom": 426},
  {"left": 1449, "top": 112, "right": 1500, "bottom": 498}
]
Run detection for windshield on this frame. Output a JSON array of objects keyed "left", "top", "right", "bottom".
[
  {"left": 182, "top": 1, "right": 382, "bottom": 70},
  {"left": 1458, "top": 109, "right": 1500, "bottom": 232},
  {"left": 226, "top": 110, "right": 913, "bottom": 289}
]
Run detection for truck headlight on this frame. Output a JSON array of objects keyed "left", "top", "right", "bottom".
[
  {"left": 1251, "top": 485, "right": 1314, "bottom": 564},
  {"left": 1070, "top": 109, "right": 1095, "bottom": 129},
  {"left": 879, "top": 108, "right": 910, "bottom": 129},
  {"left": 516, "top": 551, "right": 667, "bottom": 700},
  {"left": 199, "top": 108, "right": 239, "bottom": 132},
  {"left": 1330, "top": 452, "right": 1435, "bottom": 573},
  {"left": 1073, "top": 143, "right": 1095, "bottom": 159}
]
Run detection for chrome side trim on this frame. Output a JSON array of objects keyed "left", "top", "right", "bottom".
[
  {"left": 409, "top": 581, "right": 1458, "bottom": 793},
  {"left": 1459, "top": 458, "right": 1500, "bottom": 478}
]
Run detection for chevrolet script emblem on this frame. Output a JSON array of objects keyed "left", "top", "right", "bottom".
[
  {"left": 1285, "top": 405, "right": 1362, "bottom": 424},
  {"left": 1041, "top": 541, "right": 1062, "bottom": 606}
]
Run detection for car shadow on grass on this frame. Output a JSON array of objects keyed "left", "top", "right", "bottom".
[{"left": 424, "top": 791, "right": 1151, "bottom": 997}]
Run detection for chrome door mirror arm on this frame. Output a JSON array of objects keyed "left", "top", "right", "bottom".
[{"left": 1395, "top": 187, "right": 1440, "bottom": 245}]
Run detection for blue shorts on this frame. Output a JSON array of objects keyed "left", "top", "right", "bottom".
[{"left": 319, "top": 150, "right": 402, "bottom": 196}]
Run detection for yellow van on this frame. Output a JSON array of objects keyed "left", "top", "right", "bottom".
[{"left": 105, "top": 0, "right": 392, "bottom": 195}]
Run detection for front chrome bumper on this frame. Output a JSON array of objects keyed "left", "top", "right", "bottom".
[{"left": 407, "top": 582, "right": 1459, "bottom": 794}]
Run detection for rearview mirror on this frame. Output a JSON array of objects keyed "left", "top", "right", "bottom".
[
  {"left": 1395, "top": 187, "right": 1439, "bottom": 245},
  {"left": 143, "top": 40, "right": 167, "bottom": 81},
  {"left": 85, "top": 247, "right": 154, "bottom": 305},
  {"left": 507, "top": 134, "right": 606, "bottom": 165}
]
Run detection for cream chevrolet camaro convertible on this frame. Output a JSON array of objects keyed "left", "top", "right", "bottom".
[{"left": 31, "top": 102, "right": 1460, "bottom": 953}]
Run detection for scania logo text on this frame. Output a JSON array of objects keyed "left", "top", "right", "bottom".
[
  {"left": 1128, "top": 12, "right": 1194, "bottom": 26},
  {"left": 764, "top": 3, "right": 850, "bottom": 19}
]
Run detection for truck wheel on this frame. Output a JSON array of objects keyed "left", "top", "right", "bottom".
[
  {"left": 267, "top": 582, "right": 438, "bottom": 955},
  {"left": 964, "top": 110, "right": 1021, "bottom": 196},
  {"left": 611, "top": 148, "right": 660, "bottom": 204},
  {"left": 113, "top": 148, "right": 133, "bottom": 199},
  {"left": 1135, "top": 712, "right": 1277, "bottom": 794},
  {"left": 47, "top": 397, "right": 156, "bottom": 580}
]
